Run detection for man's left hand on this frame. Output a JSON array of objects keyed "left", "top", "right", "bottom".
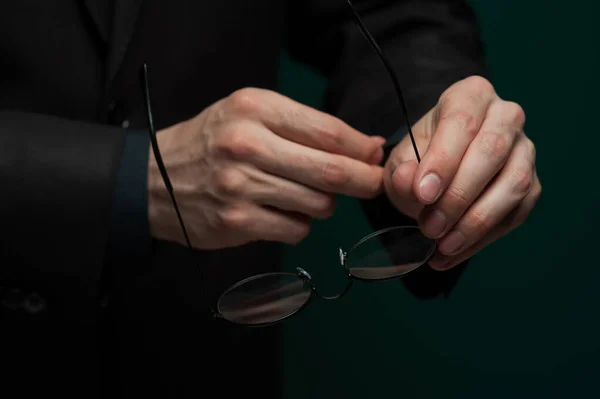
[{"left": 384, "top": 76, "right": 541, "bottom": 270}]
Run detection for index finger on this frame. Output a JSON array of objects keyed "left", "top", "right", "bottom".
[
  {"left": 413, "top": 78, "right": 495, "bottom": 204},
  {"left": 229, "top": 88, "right": 384, "bottom": 164},
  {"left": 248, "top": 126, "right": 384, "bottom": 199}
]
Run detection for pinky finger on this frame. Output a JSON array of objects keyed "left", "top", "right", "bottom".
[
  {"left": 429, "top": 173, "right": 541, "bottom": 271},
  {"left": 220, "top": 204, "right": 312, "bottom": 245}
]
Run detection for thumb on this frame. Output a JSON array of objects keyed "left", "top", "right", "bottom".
[{"left": 384, "top": 159, "right": 423, "bottom": 219}]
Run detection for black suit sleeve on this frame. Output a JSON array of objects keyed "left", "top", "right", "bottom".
[
  {"left": 0, "top": 111, "right": 128, "bottom": 316},
  {"left": 286, "top": 0, "right": 488, "bottom": 298}
]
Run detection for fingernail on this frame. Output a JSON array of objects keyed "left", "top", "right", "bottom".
[
  {"left": 372, "top": 136, "right": 387, "bottom": 146},
  {"left": 369, "top": 146, "right": 384, "bottom": 164},
  {"left": 376, "top": 146, "right": 384, "bottom": 161},
  {"left": 421, "top": 209, "right": 447, "bottom": 238},
  {"left": 419, "top": 173, "right": 441, "bottom": 203},
  {"left": 439, "top": 231, "right": 466, "bottom": 255}
]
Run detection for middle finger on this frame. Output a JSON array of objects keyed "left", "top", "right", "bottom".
[
  {"left": 242, "top": 165, "right": 337, "bottom": 219},
  {"left": 436, "top": 136, "right": 536, "bottom": 255},
  {"left": 238, "top": 123, "right": 385, "bottom": 199},
  {"left": 419, "top": 100, "right": 521, "bottom": 238},
  {"left": 412, "top": 84, "right": 494, "bottom": 204}
]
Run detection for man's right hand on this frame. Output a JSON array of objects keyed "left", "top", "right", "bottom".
[{"left": 148, "top": 88, "right": 385, "bottom": 249}]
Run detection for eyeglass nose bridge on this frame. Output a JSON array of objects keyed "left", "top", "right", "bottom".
[{"left": 296, "top": 248, "right": 353, "bottom": 302}]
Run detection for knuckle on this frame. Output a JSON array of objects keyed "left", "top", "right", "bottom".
[
  {"left": 322, "top": 158, "right": 350, "bottom": 187},
  {"left": 530, "top": 180, "right": 542, "bottom": 202},
  {"left": 464, "top": 75, "right": 495, "bottom": 95},
  {"left": 479, "top": 129, "right": 511, "bottom": 160},
  {"left": 213, "top": 168, "right": 246, "bottom": 197},
  {"left": 510, "top": 166, "right": 534, "bottom": 196},
  {"left": 442, "top": 109, "right": 479, "bottom": 138},
  {"left": 217, "top": 206, "right": 250, "bottom": 230},
  {"left": 445, "top": 184, "right": 471, "bottom": 209},
  {"left": 227, "top": 88, "right": 263, "bottom": 115},
  {"left": 524, "top": 138, "right": 537, "bottom": 163},
  {"left": 463, "top": 209, "right": 493, "bottom": 234},
  {"left": 215, "top": 126, "right": 260, "bottom": 159},
  {"left": 503, "top": 101, "right": 526, "bottom": 125},
  {"left": 440, "top": 76, "right": 494, "bottom": 107}
]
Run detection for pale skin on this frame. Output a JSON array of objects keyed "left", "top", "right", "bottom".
[
  {"left": 149, "top": 75, "right": 541, "bottom": 272},
  {"left": 384, "top": 76, "right": 541, "bottom": 270}
]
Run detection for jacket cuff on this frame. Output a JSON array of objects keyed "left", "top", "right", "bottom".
[
  {"left": 381, "top": 126, "right": 408, "bottom": 165},
  {"left": 109, "top": 129, "right": 151, "bottom": 259}
]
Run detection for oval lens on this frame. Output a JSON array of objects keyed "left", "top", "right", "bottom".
[
  {"left": 217, "top": 272, "right": 312, "bottom": 326},
  {"left": 346, "top": 226, "right": 436, "bottom": 281}
]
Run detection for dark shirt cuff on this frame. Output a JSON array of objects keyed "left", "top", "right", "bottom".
[
  {"left": 381, "top": 126, "right": 408, "bottom": 165},
  {"left": 109, "top": 129, "right": 151, "bottom": 259}
]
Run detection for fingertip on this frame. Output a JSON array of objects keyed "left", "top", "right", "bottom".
[
  {"left": 385, "top": 160, "right": 422, "bottom": 218},
  {"left": 366, "top": 136, "right": 387, "bottom": 164},
  {"left": 368, "top": 145, "right": 384, "bottom": 165},
  {"left": 371, "top": 136, "right": 387, "bottom": 146},
  {"left": 428, "top": 253, "right": 454, "bottom": 271},
  {"left": 391, "top": 159, "right": 418, "bottom": 196}
]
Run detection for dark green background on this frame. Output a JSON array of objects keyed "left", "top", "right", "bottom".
[{"left": 278, "top": 1, "right": 599, "bottom": 397}]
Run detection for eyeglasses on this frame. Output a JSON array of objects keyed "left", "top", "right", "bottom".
[{"left": 139, "top": 0, "right": 436, "bottom": 327}]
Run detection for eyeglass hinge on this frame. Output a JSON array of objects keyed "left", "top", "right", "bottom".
[
  {"left": 338, "top": 248, "right": 347, "bottom": 265},
  {"left": 296, "top": 267, "right": 312, "bottom": 281}
]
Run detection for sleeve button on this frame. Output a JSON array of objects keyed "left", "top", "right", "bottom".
[{"left": 23, "top": 292, "right": 47, "bottom": 315}]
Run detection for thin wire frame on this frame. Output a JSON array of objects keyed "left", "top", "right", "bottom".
[
  {"left": 215, "top": 226, "right": 436, "bottom": 327},
  {"left": 138, "top": 0, "right": 435, "bottom": 327}
]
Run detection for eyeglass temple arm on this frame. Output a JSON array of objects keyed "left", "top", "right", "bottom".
[
  {"left": 138, "top": 3, "right": 417, "bottom": 317},
  {"left": 139, "top": 63, "right": 217, "bottom": 316},
  {"left": 345, "top": 0, "right": 421, "bottom": 163}
]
